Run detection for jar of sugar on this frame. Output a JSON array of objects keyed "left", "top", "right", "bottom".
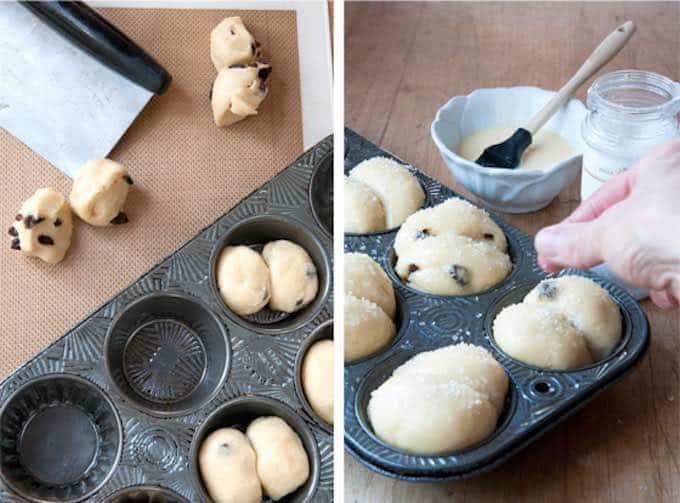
[{"left": 581, "top": 70, "right": 680, "bottom": 199}]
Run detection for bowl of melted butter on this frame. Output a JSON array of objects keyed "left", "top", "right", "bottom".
[{"left": 431, "top": 87, "right": 587, "bottom": 213}]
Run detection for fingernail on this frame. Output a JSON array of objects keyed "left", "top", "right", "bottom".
[{"left": 535, "top": 226, "right": 562, "bottom": 258}]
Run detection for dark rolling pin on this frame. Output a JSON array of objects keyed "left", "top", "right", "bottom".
[{"left": 21, "top": 1, "right": 171, "bottom": 95}]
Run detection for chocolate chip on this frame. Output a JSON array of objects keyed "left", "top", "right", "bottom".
[
  {"left": 483, "top": 233, "right": 494, "bottom": 240},
  {"left": 305, "top": 264, "right": 317, "bottom": 278},
  {"left": 110, "top": 212, "right": 129, "bottom": 225},
  {"left": 209, "top": 85, "right": 213, "bottom": 101},
  {"left": 10, "top": 238, "right": 20, "bottom": 250},
  {"left": 54, "top": 218, "right": 62, "bottom": 227},
  {"left": 23, "top": 215, "right": 44, "bottom": 229},
  {"left": 124, "top": 175, "right": 133, "bottom": 185},
  {"left": 8, "top": 226, "right": 17, "bottom": 237},
  {"left": 15, "top": 214, "right": 22, "bottom": 221},
  {"left": 230, "top": 29, "right": 235, "bottom": 35},
  {"left": 229, "top": 63, "right": 247, "bottom": 69},
  {"left": 537, "top": 280, "right": 557, "bottom": 299},
  {"left": 251, "top": 42, "right": 256, "bottom": 54},
  {"left": 295, "top": 298, "right": 303, "bottom": 307},
  {"left": 37, "top": 235, "right": 54, "bottom": 245},
  {"left": 415, "top": 228, "right": 431, "bottom": 240},
  {"left": 259, "top": 81, "right": 266, "bottom": 93},
  {"left": 258, "top": 66, "right": 272, "bottom": 81},
  {"left": 407, "top": 264, "right": 419, "bottom": 274},
  {"left": 254, "top": 40, "right": 261, "bottom": 48},
  {"left": 448, "top": 264, "right": 469, "bottom": 286}
]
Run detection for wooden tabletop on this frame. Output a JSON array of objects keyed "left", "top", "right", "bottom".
[{"left": 345, "top": 2, "right": 680, "bottom": 501}]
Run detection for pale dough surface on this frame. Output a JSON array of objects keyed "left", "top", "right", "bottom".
[
  {"left": 262, "top": 240, "right": 318, "bottom": 313},
  {"left": 198, "top": 428, "right": 262, "bottom": 503},
  {"left": 367, "top": 344, "right": 507, "bottom": 454},
  {"left": 302, "top": 339, "right": 334, "bottom": 424},
  {"left": 344, "top": 252, "right": 396, "bottom": 319},
  {"left": 246, "top": 416, "right": 310, "bottom": 501},
  {"left": 525, "top": 276, "right": 622, "bottom": 360},
  {"left": 216, "top": 245, "right": 270, "bottom": 315},
  {"left": 395, "top": 233, "right": 511, "bottom": 295},
  {"left": 210, "top": 16, "right": 262, "bottom": 71},
  {"left": 69, "top": 159, "right": 132, "bottom": 226},
  {"left": 10, "top": 188, "right": 73, "bottom": 264},
  {"left": 344, "top": 177, "right": 386, "bottom": 233},
  {"left": 344, "top": 294, "right": 395, "bottom": 363},
  {"left": 458, "top": 125, "right": 574, "bottom": 170},
  {"left": 494, "top": 303, "right": 593, "bottom": 369},
  {"left": 349, "top": 157, "right": 425, "bottom": 228},
  {"left": 212, "top": 62, "right": 271, "bottom": 128}
]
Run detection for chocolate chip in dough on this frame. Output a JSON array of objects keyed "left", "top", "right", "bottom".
[
  {"left": 537, "top": 280, "right": 557, "bottom": 300},
  {"left": 258, "top": 66, "right": 272, "bottom": 81},
  {"left": 229, "top": 29, "right": 236, "bottom": 35},
  {"left": 407, "top": 264, "right": 419, "bottom": 276},
  {"left": 415, "top": 228, "right": 431, "bottom": 240},
  {"left": 482, "top": 233, "right": 494, "bottom": 241},
  {"left": 305, "top": 264, "right": 317, "bottom": 278},
  {"left": 448, "top": 264, "right": 469, "bottom": 286},
  {"left": 15, "top": 214, "right": 22, "bottom": 222},
  {"left": 251, "top": 42, "right": 257, "bottom": 54},
  {"left": 37, "top": 235, "right": 54, "bottom": 246},
  {"left": 295, "top": 298, "right": 303, "bottom": 307},
  {"left": 24, "top": 215, "right": 45, "bottom": 229},
  {"left": 54, "top": 218, "right": 62, "bottom": 227},
  {"left": 8, "top": 226, "right": 17, "bottom": 237},
  {"left": 110, "top": 212, "right": 129, "bottom": 225},
  {"left": 10, "top": 238, "right": 20, "bottom": 250},
  {"left": 124, "top": 175, "right": 133, "bottom": 185},
  {"left": 254, "top": 40, "right": 261, "bottom": 48}
]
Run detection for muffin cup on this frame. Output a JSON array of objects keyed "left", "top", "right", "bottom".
[
  {"left": 104, "top": 485, "right": 189, "bottom": 503},
  {"left": 309, "top": 150, "right": 334, "bottom": 238}
]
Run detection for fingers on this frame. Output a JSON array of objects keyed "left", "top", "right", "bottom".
[
  {"left": 535, "top": 221, "right": 604, "bottom": 271},
  {"left": 649, "top": 289, "right": 679, "bottom": 310},
  {"left": 565, "top": 168, "right": 637, "bottom": 224}
]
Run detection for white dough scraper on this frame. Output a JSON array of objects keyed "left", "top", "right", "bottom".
[{"left": 0, "top": 1, "right": 171, "bottom": 178}]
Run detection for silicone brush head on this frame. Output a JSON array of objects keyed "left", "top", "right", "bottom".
[{"left": 475, "top": 128, "right": 533, "bottom": 169}]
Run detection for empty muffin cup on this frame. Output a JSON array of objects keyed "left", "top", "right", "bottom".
[
  {"left": 309, "top": 150, "right": 333, "bottom": 237},
  {"left": 295, "top": 319, "right": 333, "bottom": 432},
  {"left": 210, "top": 215, "right": 331, "bottom": 334},
  {"left": 104, "top": 485, "right": 189, "bottom": 503},
  {"left": 104, "top": 292, "right": 230, "bottom": 417},
  {"left": 0, "top": 374, "right": 122, "bottom": 502},
  {"left": 190, "top": 396, "right": 320, "bottom": 503}
]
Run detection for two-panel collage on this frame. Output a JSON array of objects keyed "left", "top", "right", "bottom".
[{"left": 0, "top": 1, "right": 679, "bottom": 502}]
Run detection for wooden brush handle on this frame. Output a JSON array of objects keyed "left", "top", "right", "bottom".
[{"left": 525, "top": 20, "right": 636, "bottom": 135}]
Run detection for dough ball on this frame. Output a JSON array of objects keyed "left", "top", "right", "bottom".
[
  {"left": 302, "top": 339, "right": 334, "bottom": 424},
  {"left": 210, "top": 16, "right": 262, "bottom": 71},
  {"left": 344, "top": 177, "right": 386, "bottom": 233},
  {"left": 525, "top": 276, "right": 622, "bottom": 360},
  {"left": 9, "top": 188, "right": 73, "bottom": 264},
  {"left": 246, "top": 416, "right": 310, "bottom": 501},
  {"left": 394, "top": 233, "right": 511, "bottom": 295},
  {"left": 349, "top": 157, "right": 425, "bottom": 228},
  {"left": 262, "top": 240, "right": 318, "bottom": 313},
  {"left": 216, "top": 245, "right": 270, "bottom": 315},
  {"left": 367, "top": 344, "right": 506, "bottom": 454},
  {"left": 394, "top": 197, "right": 507, "bottom": 256},
  {"left": 344, "top": 294, "right": 395, "bottom": 362},
  {"left": 69, "top": 159, "right": 132, "bottom": 226},
  {"left": 198, "top": 428, "right": 262, "bottom": 503},
  {"left": 212, "top": 62, "right": 272, "bottom": 128},
  {"left": 493, "top": 303, "right": 593, "bottom": 369},
  {"left": 344, "top": 252, "right": 396, "bottom": 319}
]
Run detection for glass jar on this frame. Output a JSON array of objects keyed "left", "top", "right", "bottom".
[{"left": 581, "top": 69, "right": 680, "bottom": 199}]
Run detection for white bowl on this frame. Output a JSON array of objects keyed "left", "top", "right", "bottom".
[{"left": 431, "top": 87, "right": 587, "bottom": 213}]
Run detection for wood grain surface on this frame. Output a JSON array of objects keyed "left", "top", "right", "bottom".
[{"left": 345, "top": 2, "right": 680, "bottom": 502}]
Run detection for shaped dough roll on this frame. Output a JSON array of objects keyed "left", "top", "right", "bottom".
[
  {"left": 210, "top": 16, "right": 262, "bottom": 70},
  {"left": 344, "top": 252, "right": 396, "bottom": 319},
  {"left": 212, "top": 62, "right": 272, "bottom": 127},
  {"left": 69, "top": 159, "right": 132, "bottom": 226}
]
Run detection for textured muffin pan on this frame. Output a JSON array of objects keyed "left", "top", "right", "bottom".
[
  {"left": 0, "top": 135, "right": 333, "bottom": 502},
  {"left": 343, "top": 128, "right": 649, "bottom": 481}
]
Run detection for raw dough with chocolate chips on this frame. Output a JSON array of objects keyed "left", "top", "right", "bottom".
[
  {"left": 69, "top": 159, "right": 133, "bottom": 226},
  {"left": 344, "top": 177, "right": 386, "bottom": 233},
  {"left": 367, "top": 344, "right": 508, "bottom": 454},
  {"left": 494, "top": 303, "right": 593, "bottom": 369},
  {"left": 246, "top": 416, "right": 310, "bottom": 501},
  {"left": 348, "top": 157, "right": 425, "bottom": 229},
  {"left": 9, "top": 188, "right": 73, "bottom": 264},
  {"left": 302, "top": 338, "right": 334, "bottom": 424},
  {"left": 345, "top": 252, "right": 396, "bottom": 319},
  {"left": 210, "top": 16, "right": 262, "bottom": 71},
  {"left": 262, "top": 240, "right": 318, "bottom": 313},
  {"left": 211, "top": 62, "right": 272, "bottom": 128},
  {"left": 394, "top": 197, "right": 507, "bottom": 256},
  {"left": 524, "top": 276, "right": 622, "bottom": 360},
  {"left": 216, "top": 245, "right": 271, "bottom": 315},
  {"left": 344, "top": 294, "right": 395, "bottom": 362},
  {"left": 395, "top": 233, "right": 511, "bottom": 295},
  {"left": 198, "top": 428, "right": 262, "bottom": 503}
]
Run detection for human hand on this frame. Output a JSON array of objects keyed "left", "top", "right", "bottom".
[{"left": 534, "top": 139, "right": 680, "bottom": 309}]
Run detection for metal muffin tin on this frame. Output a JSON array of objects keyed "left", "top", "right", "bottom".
[
  {"left": 0, "top": 135, "right": 334, "bottom": 502},
  {"left": 343, "top": 127, "right": 650, "bottom": 481}
]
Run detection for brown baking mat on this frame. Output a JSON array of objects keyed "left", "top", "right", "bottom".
[{"left": 0, "top": 8, "right": 302, "bottom": 378}]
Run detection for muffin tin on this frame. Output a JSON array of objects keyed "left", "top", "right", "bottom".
[
  {"left": 0, "top": 135, "right": 333, "bottom": 502},
  {"left": 343, "top": 127, "right": 649, "bottom": 481}
]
